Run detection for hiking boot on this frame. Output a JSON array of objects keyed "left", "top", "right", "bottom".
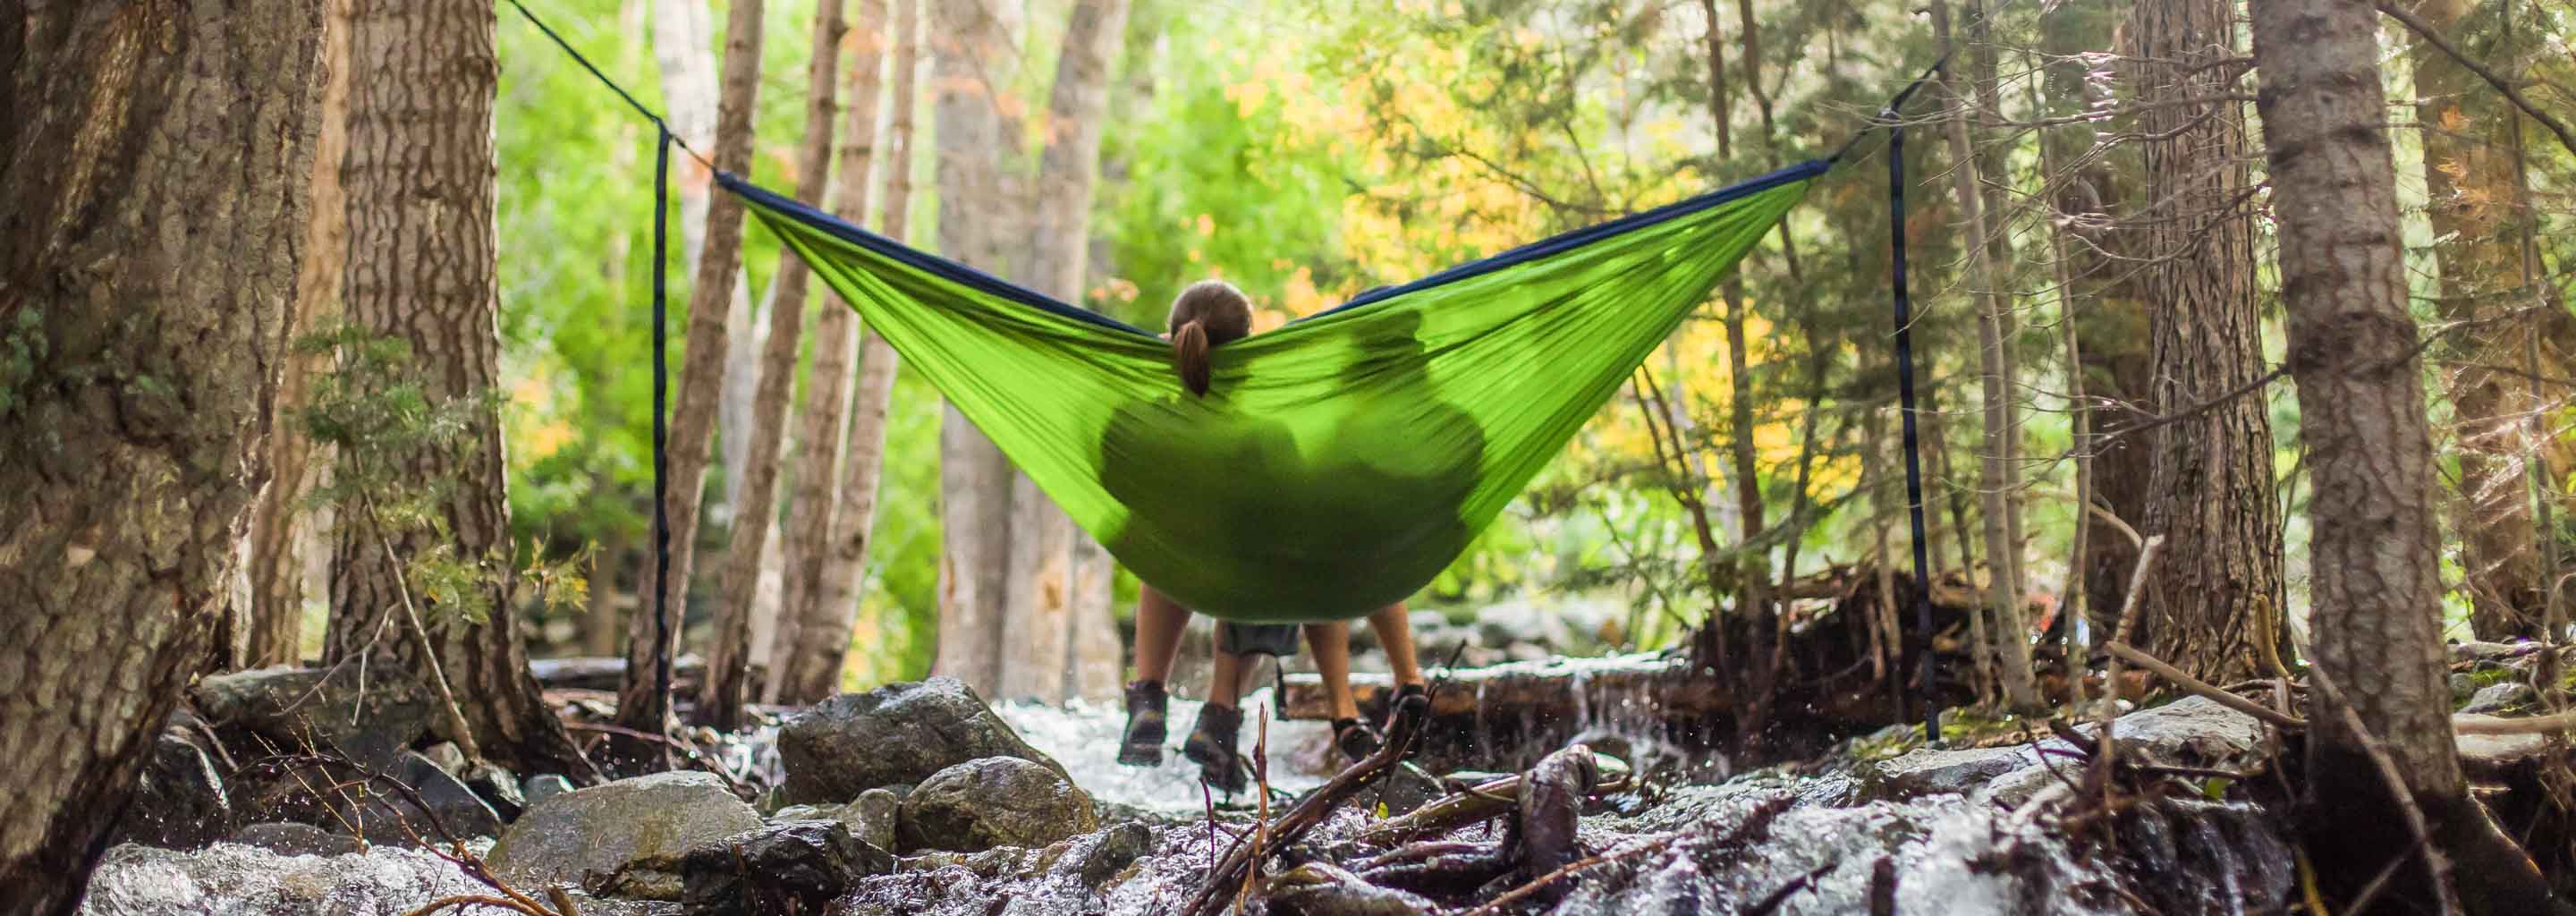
[
  {"left": 1181, "top": 702, "right": 1248, "bottom": 793},
  {"left": 1331, "top": 717, "right": 1382, "bottom": 763},
  {"left": 1118, "top": 681, "right": 1168, "bottom": 767}
]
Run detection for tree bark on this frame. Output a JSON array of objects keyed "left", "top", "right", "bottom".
[
  {"left": 696, "top": 0, "right": 846, "bottom": 732},
  {"left": 647, "top": 0, "right": 763, "bottom": 517},
  {"left": 768, "top": 0, "right": 892, "bottom": 705},
  {"left": 2252, "top": 2, "right": 2562, "bottom": 911},
  {"left": 2126, "top": 0, "right": 2286, "bottom": 683},
  {"left": 777, "top": 0, "right": 924, "bottom": 706},
  {"left": 323, "top": 0, "right": 589, "bottom": 776},
  {"left": 1932, "top": 0, "right": 2038, "bottom": 709},
  {"left": 991, "top": 0, "right": 1130, "bottom": 704},
  {"left": 929, "top": 0, "right": 1021, "bottom": 695},
  {"left": 244, "top": 0, "right": 355, "bottom": 670},
  {"left": 616, "top": 0, "right": 767, "bottom": 740},
  {"left": 0, "top": 4, "right": 325, "bottom": 910},
  {"left": 2033, "top": 0, "right": 2154, "bottom": 654},
  {"left": 2408, "top": 0, "right": 2561, "bottom": 640}
]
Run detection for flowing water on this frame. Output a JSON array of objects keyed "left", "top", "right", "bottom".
[{"left": 80, "top": 685, "right": 2294, "bottom": 915}]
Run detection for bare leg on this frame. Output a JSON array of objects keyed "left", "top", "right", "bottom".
[
  {"left": 1133, "top": 585, "right": 1192, "bottom": 683},
  {"left": 1303, "top": 622, "right": 1360, "bottom": 719},
  {"left": 1369, "top": 602, "right": 1426, "bottom": 688},
  {"left": 1207, "top": 642, "right": 1249, "bottom": 710}
]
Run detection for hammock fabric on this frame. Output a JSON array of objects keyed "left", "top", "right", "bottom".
[{"left": 718, "top": 160, "right": 1825, "bottom": 623}]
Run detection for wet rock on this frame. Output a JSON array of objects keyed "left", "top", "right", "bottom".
[
  {"left": 1876, "top": 697, "right": 2267, "bottom": 802},
  {"left": 1267, "top": 862, "right": 1436, "bottom": 916},
  {"left": 462, "top": 762, "right": 526, "bottom": 821},
  {"left": 2452, "top": 640, "right": 2531, "bottom": 664},
  {"left": 420, "top": 742, "right": 466, "bottom": 775},
  {"left": 377, "top": 751, "right": 504, "bottom": 843},
  {"left": 2462, "top": 681, "right": 2532, "bottom": 715},
  {"left": 1873, "top": 744, "right": 2045, "bottom": 797},
  {"left": 2452, "top": 672, "right": 2480, "bottom": 701},
  {"left": 898, "top": 757, "right": 1097, "bottom": 852},
  {"left": 523, "top": 773, "right": 574, "bottom": 807},
  {"left": 192, "top": 666, "right": 437, "bottom": 765},
  {"left": 772, "top": 802, "right": 837, "bottom": 823},
  {"left": 1056, "top": 822, "right": 1153, "bottom": 887},
  {"left": 778, "top": 677, "right": 1067, "bottom": 805},
  {"left": 587, "top": 858, "right": 688, "bottom": 901},
  {"left": 836, "top": 787, "right": 901, "bottom": 852},
  {"left": 113, "top": 720, "right": 232, "bottom": 849},
  {"left": 678, "top": 820, "right": 894, "bottom": 916},
  {"left": 80, "top": 842, "right": 484, "bottom": 916},
  {"left": 487, "top": 770, "right": 764, "bottom": 887},
  {"left": 225, "top": 822, "right": 365, "bottom": 857}
]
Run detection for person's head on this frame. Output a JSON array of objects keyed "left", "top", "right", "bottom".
[{"left": 1166, "top": 279, "right": 1253, "bottom": 395}]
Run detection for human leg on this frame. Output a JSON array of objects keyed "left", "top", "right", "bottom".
[
  {"left": 1183, "top": 625, "right": 1252, "bottom": 791},
  {"left": 1120, "top": 586, "right": 1195, "bottom": 766}
]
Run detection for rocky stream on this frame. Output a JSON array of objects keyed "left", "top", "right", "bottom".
[{"left": 64, "top": 617, "right": 2383, "bottom": 916}]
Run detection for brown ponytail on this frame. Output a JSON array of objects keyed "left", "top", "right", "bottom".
[
  {"left": 1174, "top": 320, "right": 1214, "bottom": 395},
  {"left": 1165, "top": 280, "right": 1254, "bottom": 396}
]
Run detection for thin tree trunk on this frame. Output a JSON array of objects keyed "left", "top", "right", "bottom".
[
  {"left": 697, "top": 0, "right": 847, "bottom": 732},
  {"left": 768, "top": 0, "right": 892, "bottom": 705},
  {"left": 2033, "top": 1, "right": 2155, "bottom": 652},
  {"left": 994, "top": 0, "right": 1131, "bottom": 704},
  {"left": 2251, "top": 3, "right": 2563, "bottom": 910},
  {"left": 929, "top": 0, "right": 1020, "bottom": 694},
  {"left": 325, "top": 0, "right": 589, "bottom": 776},
  {"left": 2033, "top": 0, "right": 2105, "bottom": 662},
  {"left": 1932, "top": 0, "right": 2038, "bottom": 710},
  {"left": 2128, "top": 0, "right": 2285, "bottom": 683},
  {"left": 1696, "top": 0, "right": 1770, "bottom": 671},
  {"left": 617, "top": 0, "right": 767, "bottom": 740},
  {"left": 247, "top": 0, "right": 355, "bottom": 670},
  {"left": 646, "top": 0, "right": 761, "bottom": 515},
  {"left": 0, "top": 5, "right": 325, "bottom": 909},
  {"left": 778, "top": 0, "right": 924, "bottom": 706},
  {"left": 2409, "top": 0, "right": 2553, "bottom": 639}
]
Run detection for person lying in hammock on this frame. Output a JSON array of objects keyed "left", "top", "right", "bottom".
[{"left": 1113, "top": 280, "right": 1432, "bottom": 793}]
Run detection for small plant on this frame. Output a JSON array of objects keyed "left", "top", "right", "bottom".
[{"left": 295, "top": 323, "right": 587, "bottom": 762}]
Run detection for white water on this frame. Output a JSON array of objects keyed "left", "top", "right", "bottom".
[{"left": 993, "top": 689, "right": 1336, "bottom": 813}]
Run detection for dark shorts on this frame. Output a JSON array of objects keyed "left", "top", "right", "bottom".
[{"left": 1217, "top": 622, "right": 1301, "bottom": 657}]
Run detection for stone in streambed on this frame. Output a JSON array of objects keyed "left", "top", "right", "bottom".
[
  {"left": 777, "top": 677, "right": 1066, "bottom": 805},
  {"left": 486, "top": 770, "right": 763, "bottom": 889},
  {"left": 678, "top": 820, "right": 894, "bottom": 916},
  {"left": 896, "top": 757, "right": 1097, "bottom": 852}
]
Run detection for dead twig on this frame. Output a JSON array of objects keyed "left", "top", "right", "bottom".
[
  {"left": 2453, "top": 709, "right": 2576, "bottom": 734},
  {"left": 1181, "top": 693, "right": 1431, "bottom": 916},
  {"left": 1452, "top": 834, "right": 1687, "bottom": 916},
  {"left": 2103, "top": 641, "right": 2309, "bottom": 729}
]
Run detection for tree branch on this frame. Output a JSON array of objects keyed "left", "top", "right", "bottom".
[{"left": 2376, "top": 0, "right": 2576, "bottom": 158}]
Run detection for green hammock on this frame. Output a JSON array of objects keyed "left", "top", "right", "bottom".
[{"left": 720, "top": 160, "right": 1824, "bottom": 623}]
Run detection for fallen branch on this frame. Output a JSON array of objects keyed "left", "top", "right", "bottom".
[
  {"left": 2104, "top": 641, "right": 2308, "bottom": 730},
  {"left": 1357, "top": 765, "right": 1634, "bottom": 846},
  {"left": 1180, "top": 693, "right": 1430, "bottom": 916},
  {"left": 2453, "top": 709, "right": 2576, "bottom": 734},
  {"left": 1452, "top": 834, "right": 1686, "bottom": 916}
]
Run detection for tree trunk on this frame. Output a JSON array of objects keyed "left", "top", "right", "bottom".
[
  {"left": 1932, "top": 0, "right": 2038, "bottom": 709},
  {"left": 616, "top": 0, "right": 767, "bottom": 741},
  {"left": 647, "top": 0, "right": 762, "bottom": 518},
  {"left": 324, "top": 0, "right": 589, "bottom": 776},
  {"left": 2409, "top": 0, "right": 2554, "bottom": 639},
  {"left": 993, "top": 0, "right": 1130, "bottom": 704},
  {"left": 2126, "top": 0, "right": 2286, "bottom": 684},
  {"left": 696, "top": 0, "right": 846, "bottom": 732},
  {"left": 778, "top": 0, "right": 924, "bottom": 707},
  {"left": 2252, "top": 3, "right": 2562, "bottom": 911},
  {"left": 928, "top": 0, "right": 1021, "bottom": 695},
  {"left": 2034, "top": 0, "right": 2151, "bottom": 655},
  {"left": 244, "top": 0, "right": 355, "bottom": 670},
  {"left": 768, "top": 0, "right": 892, "bottom": 705},
  {"left": 0, "top": 4, "right": 325, "bottom": 910}
]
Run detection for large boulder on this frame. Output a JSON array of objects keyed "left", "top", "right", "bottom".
[
  {"left": 113, "top": 715, "right": 232, "bottom": 849},
  {"left": 80, "top": 843, "right": 486, "bottom": 916},
  {"left": 192, "top": 665, "right": 438, "bottom": 765},
  {"left": 486, "top": 771, "right": 764, "bottom": 888},
  {"left": 897, "top": 757, "right": 1097, "bottom": 852},
  {"left": 777, "top": 678, "right": 1065, "bottom": 805},
  {"left": 679, "top": 820, "right": 894, "bottom": 916}
]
